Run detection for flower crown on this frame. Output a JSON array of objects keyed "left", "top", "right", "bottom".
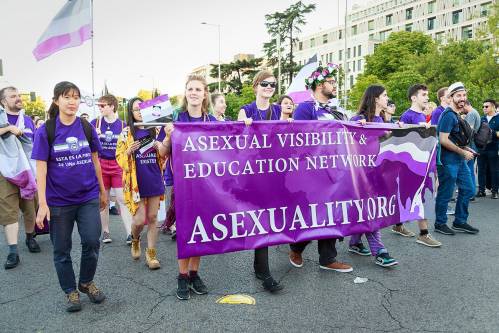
[{"left": 305, "top": 63, "right": 340, "bottom": 90}]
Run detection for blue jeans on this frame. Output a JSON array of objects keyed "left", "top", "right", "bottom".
[
  {"left": 435, "top": 161, "right": 474, "bottom": 226},
  {"left": 49, "top": 199, "right": 101, "bottom": 294},
  {"left": 467, "top": 158, "right": 476, "bottom": 195}
]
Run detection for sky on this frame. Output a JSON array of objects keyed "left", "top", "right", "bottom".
[{"left": 1, "top": 0, "right": 365, "bottom": 103}]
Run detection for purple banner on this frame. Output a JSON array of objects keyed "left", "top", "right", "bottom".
[{"left": 172, "top": 121, "right": 437, "bottom": 259}]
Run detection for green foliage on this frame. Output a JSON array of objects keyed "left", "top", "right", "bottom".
[
  {"left": 384, "top": 71, "right": 426, "bottom": 115},
  {"left": 22, "top": 97, "right": 46, "bottom": 119},
  {"left": 209, "top": 58, "right": 263, "bottom": 94},
  {"left": 264, "top": 1, "right": 316, "bottom": 84},
  {"left": 224, "top": 84, "right": 256, "bottom": 120},
  {"left": 347, "top": 74, "right": 384, "bottom": 111}
]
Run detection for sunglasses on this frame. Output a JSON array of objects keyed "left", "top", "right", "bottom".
[
  {"left": 259, "top": 81, "right": 276, "bottom": 88},
  {"left": 483, "top": 105, "right": 490, "bottom": 108}
]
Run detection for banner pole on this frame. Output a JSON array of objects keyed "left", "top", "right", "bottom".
[{"left": 90, "top": 0, "right": 96, "bottom": 119}]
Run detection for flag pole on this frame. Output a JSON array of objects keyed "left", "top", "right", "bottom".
[{"left": 90, "top": 0, "right": 96, "bottom": 119}]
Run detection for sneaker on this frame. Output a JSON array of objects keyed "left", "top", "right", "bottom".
[
  {"left": 470, "top": 196, "right": 476, "bottom": 202},
  {"left": 492, "top": 193, "right": 498, "bottom": 199},
  {"left": 319, "top": 261, "right": 353, "bottom": 272},
  {"left": 375, "top": 253, "right": 398, "bottom": 267},
  {"left": 189, "top": 275, "right": 208, "bottom": 295},
  {"left": 451, "top": 223, "right": 479, "bottom": 234},
  {"left": 348, "top": 243, "right": 371, "bottom": 256},
  {"left": 25, "top": 237, "right": 41, "bottom": 253},
  {"left": 66, "top": 290, "right": 82, "bottom": 312},
  {"left": 476, "top": 191, "right": 486, "bottom": 197},
  {"left": 145, "top": 248, "right": 161, "bottom": 270},
  {"left": 434, "top": 224, "right": 455, "bottom": 235},
  {"left": 262, "top": 276, "right": 283, "bottom": 293},
  {"left": 289, "top": 250, "right": 303, "bottom": 268},
  {"left": 131, "top": 236, "right": 141, "bottom": 260},
  {"left": 102, "top": 232, "right": 112, "bottom": 244},
  {"left": 126, "top": 234, "right": 132, "bottom": 246},
  {"left": 176, "top": 276, "right": 190, "bottom": 300},
  {"left": 4, "top": 253, "right": 20, "bottom": 270},
  {"left": 391, "top": 225, "right": 415, "bottom": 237},
  {"left": 171, "top": 230, "right": 176, "bottom": 241},
  {"left": 416, "top": 234, "right": 442, "bottom": 247},
  {"left": 446, "top": 208, "right": 455, "bottom": 215},
  {"left": 78, "top": 281, "right": 106, "bottom": 304},
  {"left": 109, "top": 206, "right": 119, "bottom": 215}
]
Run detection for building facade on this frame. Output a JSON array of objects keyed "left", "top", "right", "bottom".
[{"left": 293, "top": 0, "right": 492, "bottom": 90}]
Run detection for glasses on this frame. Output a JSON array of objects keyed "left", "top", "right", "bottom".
[
  {"left": 483, "top": 105, "right": 490, "bottom": 109},
  {"left": 324, "top": 80, "right": 337, "bottom": 85},
  {"left": 97, "top": 104, "right": 109, "bottom": 108},
  {"left": 259, "top": 81, "right": 276, "bottom": 88}
]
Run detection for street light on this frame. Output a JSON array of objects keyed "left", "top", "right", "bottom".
[{"left": 201, "top": 22, "right": 221, "bottom": 92}]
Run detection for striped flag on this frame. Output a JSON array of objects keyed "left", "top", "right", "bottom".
[
  {"left": 33, "top": 0, "right": 92, "bottom": 61},
  {"left": 285, "top": 54, "right": 318, "bottom": 104}
]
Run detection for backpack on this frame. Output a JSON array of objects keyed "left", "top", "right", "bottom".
[
  {"left": 474, "top": 121, "right": 493, "bottom": 150},
  {"left": 45, "top": 117, "right": 93, "bottom": 147},
  {"left": 445, "top": 110, "right": 473, "bottom": 147}
]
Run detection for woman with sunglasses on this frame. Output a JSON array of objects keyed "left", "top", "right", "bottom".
[
  {"left": 237, "top": 70, "right": 283, "bottom": 293},
  {"left": 115, "top": 97, "right": 165, "bottom": 270},
  {"left": 92, "top": 94, "right": 133, "bottom": 245}
]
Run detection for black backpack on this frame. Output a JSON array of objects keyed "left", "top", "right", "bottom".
[
  {"left": 445, "top": 110, "right": 473, "bottom": 147},
  {"left": 474, "top": 121, "right": 493, "bottom": 150},
  {"left": 45, "top": 117, "right": 93, "bottom": 147}
]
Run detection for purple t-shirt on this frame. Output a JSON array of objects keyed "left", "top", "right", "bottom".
[
  {"left": 350, "top": 114, "right": 384, "bottom": 123},
  {"left": 293, "top": 101, "right": 340, "bottom": 121},
  {"left": 31, "top": 117, "right": 101, "bottom": 206},
  {"left": 7, "top": 113, "right": 36, "bottom": 142},
  {"left": 430, "top": 105, "right": 445, "bottom": 125},
  {"left": 400, "top": 109, "right": 426, "bottom": 125},
  {"left": 91, "top": 118, "right": 124, "bottom": 160},
  {"left": 133, "top": 128, "right": 164, "bottom": 197},
  {"left": 241, "top": 102, "right": 281, "bottom": 121},
  {"left": 157, "top": 111, "right": 217, "bottom": 186}
]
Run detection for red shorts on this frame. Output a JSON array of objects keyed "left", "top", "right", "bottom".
[{"left": 100, "top": 158, "right": 123, "bottom": 190}]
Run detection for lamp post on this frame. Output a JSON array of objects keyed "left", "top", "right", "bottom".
[{"left": 201, "top": 22, "right": 221, "bottom": 92}]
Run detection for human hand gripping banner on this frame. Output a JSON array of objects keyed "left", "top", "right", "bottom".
[{"left": 172, "top": 121, "right": 437, "bottom": 259}]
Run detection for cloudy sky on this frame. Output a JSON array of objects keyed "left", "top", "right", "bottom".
[{"left": 1, "top": 0, "right": 365, "bottom": 102}]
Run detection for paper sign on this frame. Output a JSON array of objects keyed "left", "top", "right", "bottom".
[{"left": 139, "top": 94, "right": 174, "bottom": 123}]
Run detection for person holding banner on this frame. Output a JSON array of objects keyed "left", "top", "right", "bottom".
[
  {"left": 116, "top": 97, "right": 165, "bottom": 270},
  {"left": 237, "top": 70, "right": 284, "bottom": 293},
  {"left": 92, "top": 94, "right": 133, "bottom": 245},
  {"left": 238, "top": 70, "right": 283, "bottom": 124},
  {"left": 211, "top": 93, "right": 227, "bottom": 121},
  {"left": 349, "top": 85, "right": 398, "bottom": 267},
  {"left": 157, "top": 75, "right": 216, "bottom": 300},
  {"left": 289, "top": 63, "right": 353, "bottom": 273},
  {"left": 278, "top": 95, "right": 295, "bottom": 121},
  {"left": 32, "top": 81, "right": 106, "bottom": 312}
]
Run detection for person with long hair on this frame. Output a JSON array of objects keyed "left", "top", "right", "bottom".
[
  {"left": 115, "top": 97, "right": 165, "bottom": 270},
  {"left": 158, "top": 75, "right": 216, "bottom": 300},
  {"left": 349, "top": 85, "right": 398, "bottom": 267},
  {"left": 32, "top": 81, "right": 107, "bottom": 312},
  {"left": 211, "top": 93, "right": 227, "bottom": 121},
  {"left": 277, "top": 95, "right": 294, "bottom": 120},
  {"left": 91, "top": 94, "right": 133, "bottom": 245},
  {"left": 236, "top": 70, "right": 285, "bottom": 293}
]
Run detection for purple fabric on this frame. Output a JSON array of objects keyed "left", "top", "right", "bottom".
[
  {"left": 431, "top": 106, "right": 445, "bottom": 125},
  {"left": 33, "top": 24, "right": 91, "bottom": 61},
  {"left": 400, "top": 109, "right": 426, "bottom": 125},
  {"left": 349, "top": 231, "right": 384, "bottom": 256},
  {"left": 91, "top": 118, "right": 124, "bottom": 160},
  {"left": 134, "top": 128, "right": 164, "bottom": 197},
  {"left": 293, "top": 101, "right": 339, "bottom": 121},
  {"left": 350, "top": 115, "right": 384, "bottom": 123},
  {"left": 172, "top": 121, "right": 437, "bottom": 258},
  {"left": 241, "top": 102, "right": 282, "bottom": 121},
  {"left": 31, "top": 117, "right": 101, "bottom": 206},
  {"left": 7, "top": 114, "right": 36, "bottom": 142}
]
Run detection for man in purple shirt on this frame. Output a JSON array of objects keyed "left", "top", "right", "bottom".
[
  {"left": 396, "top": 84, "right": 442, "bottom": 247},
  {"left": 0, "top": 86, "right": 40, "bottom": 270},
  {"left": 430, "top": 87, "right": 449, "bottom": 126}
]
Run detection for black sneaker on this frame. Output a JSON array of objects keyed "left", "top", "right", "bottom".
[
  {"left": 469, "top": 196, "right": 476, "bottom": 202},
  {"left": 4, "top": 253, "right": 19, "bottom": 269},
  {"left": 434, "top": 224, "right": 455, "bottom": 235},
  {"left": 451, "top": 223, "right": 479, "bottom": 234},
  {"left": 262, "top": 276, "right": 283, "bottom": 293},
  {"left": 78, "top": 281, "right": 106, "bottom": 303},
  {"left": 176, "top": 276, "right": 190, "bottom": 300},
  {"left": 66, "top": 291, "right": 82, "bottom": 312},
  {"left": 189, "top": 275, "right": 208, "bottom": 295},
  {"left": 26, "top": 236, "right": 41, "bottom": 253},
  {"left": 476, "top": 191, "right": 486, "bottom": 198},
  {"left": 126, "top": 234, "right": 132, "bottom": 246},
  {"left": 109, "top": 206, "right": 119, "bottom": 215},
  {"left": 375, "top": 253, "right": 398, "bottom": 267}
]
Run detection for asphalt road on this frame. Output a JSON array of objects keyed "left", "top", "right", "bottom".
[{"left": 1, "top": 196, "right": 498, "bottom": 333}]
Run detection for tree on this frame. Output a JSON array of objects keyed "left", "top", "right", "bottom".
[
  {"left": 137, "top": 89, "right": 154, "bottom": 101},
  {"left": 384, "top": 71, "right": 426, "bottom": 115},
  {"left": 209, "top": 57, "right": 263, "bottom": 94},
  {"left": 22, "top": 96, "right": 46, "bottom": 119},
  {"left": 264, "top": 1, "right": 316, "bottom": 84},
  {"left": 364, "top": 31, "right": 436, "bottom": 81},
  {"left": 347, "top": 74, "right": 384, "bottom": 111},
  {"left": 224, "top": 84, "right": 256, "bottom": 120}
]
